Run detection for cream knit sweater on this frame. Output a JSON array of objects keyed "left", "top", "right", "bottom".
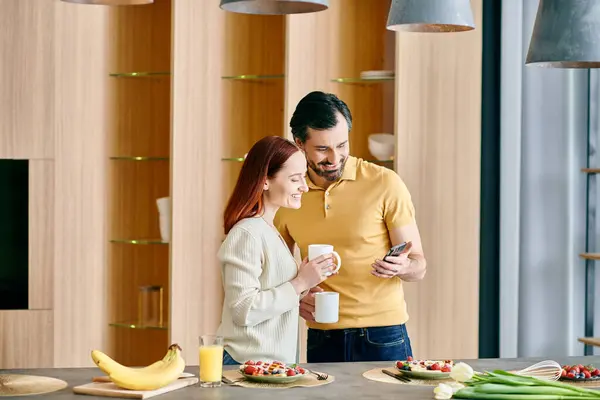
[{"left": 216, "top": 217, "right": 300, "bottom": 364}]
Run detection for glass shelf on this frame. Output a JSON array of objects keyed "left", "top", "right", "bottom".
[
  {"left": 221, "top": 157, "right": 391, "bottom": 164},
  {"left": 367, "top": 159, "right": 393, "bottom": 163},
  {"left": 110, "top": 239, "right": 168, "bottom": 245},
  {"left": 109, "top": 321, "right": 168, "bottom": 330},
  {"left": 331, "top": 77, "right": 394, "bottom": 84},
  {"left": 109, "top": 71, "right": 170, "bottom": 78},
  {"left": 221, "top": 74, "right": 285, "bottom": 81},
  {"left": 110, "top": 156, "right": 169, "bottom": 161},
  {"left": 222, "top": 157, "right": 245, "bottom": 162}
]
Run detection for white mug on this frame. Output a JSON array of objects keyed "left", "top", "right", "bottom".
[
  {"left": 308, "top": 244, "right": 342, "bottom": 276},
  {"left": 315, "top": 292, "right": 339, "bottom": 323}
]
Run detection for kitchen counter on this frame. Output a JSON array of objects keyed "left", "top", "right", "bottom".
[{"left": 3, "top": 356, "right": 600, "bottom": 399}]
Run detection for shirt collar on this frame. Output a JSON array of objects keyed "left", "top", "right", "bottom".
[{"left": 306, "top": 156, "right": 357, "bottom": 190}]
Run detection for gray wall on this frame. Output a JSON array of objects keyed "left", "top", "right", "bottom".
[{"left": 500, "top": 0, "right": 590, "bottom": 357}]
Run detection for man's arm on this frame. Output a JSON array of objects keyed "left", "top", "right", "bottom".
[
  {"left": 372, "top": 170, "right": 427, "bottom": 281},
  {"left": 388, "top": 223, "right": 427, "bottom": 282}
]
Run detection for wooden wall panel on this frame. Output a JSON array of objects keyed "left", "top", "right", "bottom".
[
  {"left": 54, "top": 2, "right": 110, "bottom": 367},
  {"left": 0, "top": 310, "right": 53, "bottom": 368},
  {"left": 0, "top": 0, "right": 54, "bottom": 160},
  {"left": 29, "top": 160, "right": 54, "bottom": 310},
  {"left": 170, "top": 0, "right": 225, "bottom": 364},
  {"left": 395, "top": 0, "right": 483, "bottom": 359}
]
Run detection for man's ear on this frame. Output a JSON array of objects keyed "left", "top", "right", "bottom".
[{"left": 294, "top": 138, "right": 305, "bottom": 152}]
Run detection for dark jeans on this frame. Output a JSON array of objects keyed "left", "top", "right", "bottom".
[
  {"left": 222, "top": 349, "right": 241, "bottom": 365},
  {"left": 307, "top": 324, "right": 413, "bottom": 363}
]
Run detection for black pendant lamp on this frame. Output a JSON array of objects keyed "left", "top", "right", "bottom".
[
  {"left": 386, "top": 0, "right": 474, "bottom": 33},
  {"left": 526, "top": 0, "right": 600, "bottom": 68},
  {"left": 219, "top": 0, "right": 328, "bottom": 15}
]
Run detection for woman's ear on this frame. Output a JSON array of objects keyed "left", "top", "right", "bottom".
[{"left": 263, "top": 180, "right": 269, "bottom": 191}]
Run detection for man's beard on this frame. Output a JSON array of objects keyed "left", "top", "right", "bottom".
[{"left": 308, "top": 157, "right": 347, "bottom": 182}]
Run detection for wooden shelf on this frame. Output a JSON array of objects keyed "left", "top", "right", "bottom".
[
  {"left": 578, "top": 337, "right": 600, "bottom": 347},
  {"left": 221, "top": 12, "right": 286, "bottom": 206},
  {"left": 580, "top": 253, "right": 600, "bottom": 260},
  {"left": 105, "top": 0, "right": 172, "bottom": 367},
  {"left": 581, "top": 168, "right": 600, "bottom": 174},
  {"left": 319, "top": 0, "right": 396, "bottom": 161}
]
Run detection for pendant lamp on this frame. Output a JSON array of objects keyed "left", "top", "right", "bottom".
[
  {"left": 219, "top": 0, "right": 328, "bottom": 15},
  {"left": 526, "top": 0, "right": 600, "bottom": 68},
  {"left": 386, "top": 0, "right": 474, "bottom": 33},
  {"left": 60, "top": 0, "right": 153, "bottom": 5}
]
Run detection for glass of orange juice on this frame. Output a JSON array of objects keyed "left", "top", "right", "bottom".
[{"left": 198, "top": 334, "right": 223, "bottom": 388}]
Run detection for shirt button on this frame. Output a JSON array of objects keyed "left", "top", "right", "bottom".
[
  {"left": 325, "top": 205, "right": 330, "bottom": 210},
  {"left": 325, "top": 192, "right": 329, "bottom": 196}
]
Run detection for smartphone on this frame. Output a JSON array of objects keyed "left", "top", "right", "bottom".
[{"left": 383, "top": 242, "right": 407, "bottom": 261}]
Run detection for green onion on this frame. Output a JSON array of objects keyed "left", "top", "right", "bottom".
[
  {"left": 454, "top": 387, "right": 600, "bottom": 399},
  {"left": 452, "top": 369, "right": 600, "bottom": 399}
]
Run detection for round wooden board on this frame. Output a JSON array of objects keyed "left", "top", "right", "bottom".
[{"left": 0, "top": 374, "right": 68, "bottom": 397}]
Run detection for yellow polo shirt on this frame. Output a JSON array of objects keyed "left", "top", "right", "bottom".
[{"left": 274, "top": 156, "right": 416, "bottom": 330}]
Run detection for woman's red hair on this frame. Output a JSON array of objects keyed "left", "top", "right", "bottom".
[{"left": 224, "top": 136, "right": 301, "bottom": 234}]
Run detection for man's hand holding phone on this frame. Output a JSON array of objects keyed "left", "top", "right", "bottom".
[{"left": 371, "top": 241, "right": 413, "bottom": 279}]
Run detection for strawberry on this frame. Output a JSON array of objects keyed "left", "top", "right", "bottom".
[
  {"left": 297, "top": 367, "right": 305, "bottom": 374},
  {"left": 244, "top": 366, "right": 257, "bottom": 375},
  {"left": 245, "top": 360, "right": 255, "bottom": 365},
  {"left": 584, "top": 370, "right": 592, "bottom": 379},
  {"left": 593, "top": 369, "right": 600, "bottom": 377},
  {"left": 561, "top": 369, "right": 567, "bottom": 377},
  {"left": 407, "top": 356, "right": 413, "bottom": 362},
  {"left": 441, "top": 366, "right": 451, "bottom": 373},
  {"left": 573, "top": 366, "right": 580, "bottom": 374},
  {"left": 286, "top": 369, "right": 296, "bottom": 376},
  {"left": 256, "top": 361, "right": 263, "bottom": 366},
  {"left": 567, "top": 372, "right": 575, "bottom": 379},
  {"left": 430, "top": 363, "right": 441, "bottom": 371}
]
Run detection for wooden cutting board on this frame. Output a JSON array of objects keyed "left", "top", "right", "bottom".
[{"left": 73, "top": 377, "right": 198, "bottom": 399}]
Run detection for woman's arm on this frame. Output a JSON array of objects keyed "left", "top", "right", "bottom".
[{"left": 220, "top": 227, "right": 300, "bottom": 327}]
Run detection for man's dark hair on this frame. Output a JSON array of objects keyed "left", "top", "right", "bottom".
[{"left": 289, "top": 91, "right": 352, "bottom": 143}]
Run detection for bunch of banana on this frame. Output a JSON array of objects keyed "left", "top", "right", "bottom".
[{"left": 90, "top": 343, "right": 186, "bottom": 391}]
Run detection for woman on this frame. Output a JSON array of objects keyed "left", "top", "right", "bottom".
[{"left": 217, "top": 136, "right": 336, "bottom": 366}]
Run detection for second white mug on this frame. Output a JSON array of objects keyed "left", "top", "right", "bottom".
[{"left": 315, "top": 292, "right": 339, "bottom": 324}]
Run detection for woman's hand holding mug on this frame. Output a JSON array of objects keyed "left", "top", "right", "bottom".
[{"left": 291, "top": 253, "right": 336, "bottom": 295}]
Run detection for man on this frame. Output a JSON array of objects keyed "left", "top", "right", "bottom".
[{"left": 274, "top": 91, "right": 427, "bottom": 363}]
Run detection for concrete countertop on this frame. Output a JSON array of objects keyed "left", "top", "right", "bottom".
[{"left": 3, "top": 356, "right": 600, "bottom": 399}]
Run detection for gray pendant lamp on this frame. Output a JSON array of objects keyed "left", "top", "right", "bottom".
[
  {"left": 61, "top": 0, "right": 153, "bottom": 4},
  {"left": 386, "top": 0, "right": 474, "bottom": 33},
  {"left": 219, "top": 0, "right": 328, "bottom": 15},
  {"left": 526, "top": 0, "right": 600, "bottom": 68}
]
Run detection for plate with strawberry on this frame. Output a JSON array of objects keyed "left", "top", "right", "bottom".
[
  {"left": 238, "top": 360, "right": 310, "bottom": 383},
  {"left": 560, "top": 364, "right": 600, "bottom": 381},
  {"left": 394, "top": 356, "right": 454, "bottom": 380}
]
